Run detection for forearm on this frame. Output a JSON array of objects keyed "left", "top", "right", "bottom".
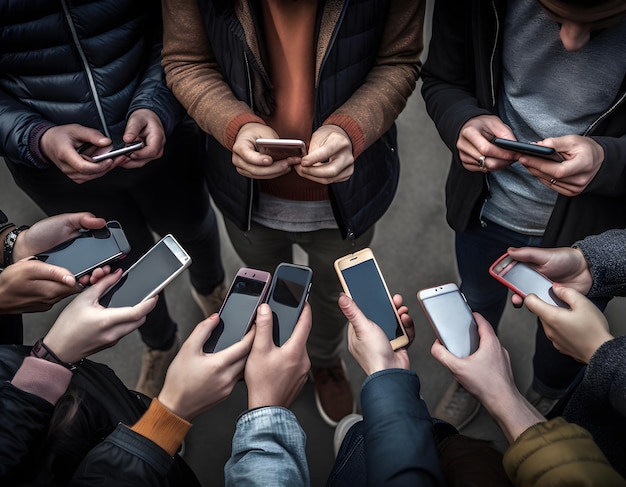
[
  {"left": 161, "top": 0, "right": 262, "bottom": 149},
  {"left": 225, "top": 407, "right": 309, "bottom": 486},
  {"left": 481, "top": 389, "right": 545, "bottom": 444},
  {"left": 574, "top": 228, "right": 626, "bottom": 297},
  {"left": 325, "top": 0, "right": 424, "bottom": 158}
]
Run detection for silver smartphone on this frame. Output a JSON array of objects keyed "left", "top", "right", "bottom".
[
  {"left": 99, "top": 234, "right": 191, "bottom": 307},
  {"left": 417, "top": 283, "right": 479, "bottom": 358},
  {"left": 90, "top": 141, "right": 144, "bottom": 162}
]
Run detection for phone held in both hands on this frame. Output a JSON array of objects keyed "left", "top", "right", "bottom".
[
  {"left": 99, "top": 234, "right": 191, "bottom": 308},
  {"left": 79, "top": 141, "right": 144, "bottom": 162},
  {"left": 334, "top": 247, "right": 409, "bottom": 350},
  {"left": 417, "top": 283, "right": 479, "bottom": 358},
  {"left": 266, "top": 263, "right": 313, "bottom": 347},
  {"left": 202, "top": 267, "right": 272, "bottom": 353},
  {"left": 489, "top": 253, "right": 569, "bottom": 308},
  {"left": 491, "top": 137, "right": 564, "bottom": 162},
  {"left": 34, "top": 221, "right": 130, "bottom": 278},
  {"left": 255, "top": 138, "right": 307, "bottom": 160}
]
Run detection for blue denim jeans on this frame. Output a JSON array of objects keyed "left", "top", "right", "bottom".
[{"left": 455, "top": 220, "right": 591, "bottom": 396}]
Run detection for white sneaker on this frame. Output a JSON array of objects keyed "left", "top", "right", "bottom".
[{"left": 333, "top": 413, "right": 363, "bottom": 457}]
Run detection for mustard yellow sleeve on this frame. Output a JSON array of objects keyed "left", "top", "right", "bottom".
[
  {"left": 504, "top": 417, "right": 626, "bottom": 487},
  {"left": 130, "top": 398, "right": 192, "bottom": 456}
]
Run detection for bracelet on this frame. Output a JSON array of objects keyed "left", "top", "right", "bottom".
[
  {"left": 3, "top": 225, "right": 29, "bottom": 268},
  {"left": 30, "top": 339, "right": 80, "bottom": 371}
]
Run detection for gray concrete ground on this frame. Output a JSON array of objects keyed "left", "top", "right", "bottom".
[{"left": 2, "top": 11, "right": 625, "bottom": 484}]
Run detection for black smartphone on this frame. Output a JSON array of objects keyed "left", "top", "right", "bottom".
[
  {"left": 34, "top": 221, "right": 130, "bottom": 278},
  {"left": 266, "top": 263, "right": 313, "bottom": 346},
  {"left": 202, "top": 267, "right": 272, "bottom": 353},
  {"left": 417, "top": 283, "right": 479, "bottom": 358},
  {"left": 334, "top": 247, "right": 409, "bottom": 350},
  {"left": 79, "top": 141, "right": 144, "bottom": 162},
  {"left": 99, "top": 234, "right": 191, "bottom": 308},
  {"left": 489, "top": 253, "right": 569, "bottom": 308},
  {"left": 491, "top": 137, "right": 564, "bottom": 162}
]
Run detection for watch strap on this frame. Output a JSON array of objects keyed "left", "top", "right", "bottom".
[
  {"left": 3, "top": 225, "right": 29, "bottom": 268},
  {"left": 30, "top": 339, "right": 78, "bottom": 370}
]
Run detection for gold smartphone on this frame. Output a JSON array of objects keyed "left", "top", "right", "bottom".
[{"left": 334, "top": 247, "right": 409, "bottom": 350}]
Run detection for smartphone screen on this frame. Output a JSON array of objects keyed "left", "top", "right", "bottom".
[
  {"left": 35, "top": 222, "right": 130, "bottom": 278},
  {"left": 99, "top": 236, "right": 190, "bottom": 308},
  {"left": 493, "top": 259, "right": 568, "bottom": 308},
  {"left": 418, "top": 284, "right": 479, "bottom": 358},
  {"left": 338, "top": 258, "right": 405, "bottom": 343},
  {"left": 203, "top": 273, "right": 269, "bottom": 353},
  {"left": 267, "top": 264, "right": 312, "bottom": 346}
]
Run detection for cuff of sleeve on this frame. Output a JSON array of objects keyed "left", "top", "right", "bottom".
[
  {"left": 27, "top": 122, "right": 55, "bottom": 168},
  {"left": 131, "top": 398, "right": 192, "bottom": 456},
  {"left": 11, "top": 356, "right": 72, "bottom": 405},
  {"left": 225, "top": 113, "right": 267, "bottom": 150},
  {"left": 324, "top": 114, "right": 366, "bottom": 159}
]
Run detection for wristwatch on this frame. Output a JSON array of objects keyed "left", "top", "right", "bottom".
[
  {"left": 2, "top": 224, "right": 29, "bottom": 268},
  {"left": 30, "top": 339, "right": 79, "bottom": 370}
]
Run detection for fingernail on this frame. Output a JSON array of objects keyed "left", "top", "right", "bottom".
[
  {"left": 258, "top": 304, "right": 269, "bottom": 314},
  {"left": 63, "top": 275, "right": 75, "bottom": 286}
]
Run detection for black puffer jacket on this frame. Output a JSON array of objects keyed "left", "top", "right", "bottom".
[
  {"left": 0, "top": 345, "right": 200, "bottom": 486},
  {"left": 0, "top": 0, "right": 182, "bottom": 169}
]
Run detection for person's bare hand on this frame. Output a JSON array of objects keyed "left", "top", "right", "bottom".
[
  {"left": 116, "top": 109, "right": 165, "bottom": 169},
  {"left": 339, "top": 293, "right": 410, "bottom": 376},
  {"left": 506, "top": 246, "right": 592, "bottom": 307},
  {"left": 40, "top": 124, "right": 115, "bottom": 183},
  {"left": 245, "top": 303, "right": 312, "bottom": 409},
  {"left": 12, "top": 212, "right": 106, "bottom": 262},
  {"left": 296, "top": 125, "right": 354, "bottom": 184},
  {"left": 0, "top": 259, "right": 80, "bottom": 313},
  {"left": 158, "top": 314, "right": 254, "bottom": 421},
  {"left": 518, "top": 135, "right": 604, "bottom": 196},
  {"left": 456, "top": 115, "right": 518, "bottom": 173},
  {"left": 42, "top": 269, "right": 157, "bottom": 363},
  {"left": 231, "top": 123, "right": 292, "bottom": 179},
  {"left": 524, "top": 286, "right": 613, "bottom": 364}
]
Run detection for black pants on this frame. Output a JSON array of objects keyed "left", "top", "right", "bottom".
[{"left": 6, "top": 122, "right": 224, "bottom": 349}]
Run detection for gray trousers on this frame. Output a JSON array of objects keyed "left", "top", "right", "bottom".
[{"left": 224, "top": 217, "right": 375, "bottom": 368}]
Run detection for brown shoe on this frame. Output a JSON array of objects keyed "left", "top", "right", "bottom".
[
  {"left": 310, "top": 358, "right": 356, "bottom": 427},
  {"left": 135, "top": 335, "right": 180, "bottom": 397},
  {"left": 191, "top": 282, "right": 228, "bottom": 317},
  {"left": 525, "top": 385, "right": 559, "bottom": 416},
  {"left": 433, "top": 380, "right": 481, "bottom": 430}
]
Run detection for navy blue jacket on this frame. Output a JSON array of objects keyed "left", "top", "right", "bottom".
[{"left": 0, "top": 0, "right": 183, "bottom": 169}]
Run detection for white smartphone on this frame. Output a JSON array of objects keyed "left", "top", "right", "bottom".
[
  {"left": 417, "top": 283, "right": 479, "bottom": 358},
  {"left": 89, "top": 141, "right": 144, "bottom": 162},
  {"left": 489, "top": 253, "right": 569, "bottom": 308},
  {"left": 334, "top": 247, "right": 409, "bottom": 350},
  {"left": 202, "top": 267, "right": 272, "bottom": 353},
  {"left": 255, "top": 138, "right": 307, "bottom": 159},
  {"left": 265, "top": 263, "right": 313, "bottom": 347},
  {"left": 98, "top": 234, "right": 191, "bottom": 308}
]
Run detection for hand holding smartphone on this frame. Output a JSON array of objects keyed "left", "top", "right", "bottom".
[
  {"left": 255, "top": 138, "right": 307, "bottom": 160},
  {"left": 79, "top": 141, "right": 144, "bottom": 162},
  {"left": 489, "top": 253, "right": 569, "bottom": 308},
  {"left": 418, "top": 283, "right": 479, "bottom": 358},
  {"left": 334, "top": 248, "right": 409, "bottom": 350},
  {"left": 265, "top": 263, "right": 313, "bottom": 346},
  {"left": 99, "top": 234, "right": 191, "bottom": 308},
  {"left": 34, "top": 221, "right": 130, "bottom": 278},
  {"left": 491, "top": 137, "right": 564, "bottom": 162},
  {"left": 202, "top": 268, "right": 271, "bottom": 353}
]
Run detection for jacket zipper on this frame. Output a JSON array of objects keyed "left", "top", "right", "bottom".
[
  {"left": 61, "top": 0, "right": 110, "bottom": 138},
  {"left": 584, "top": 90, "right": 626, "bottom": 136},
  {"left": 243, "top": 48, "right": 254, "bottom": 232}
]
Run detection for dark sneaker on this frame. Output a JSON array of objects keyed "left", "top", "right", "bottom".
[
  {"left": 310, "top": 358, "right": 356, "bottom": 427},
  {"left": 433, "top": 381, "right": 481, "bottom": 430}
]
